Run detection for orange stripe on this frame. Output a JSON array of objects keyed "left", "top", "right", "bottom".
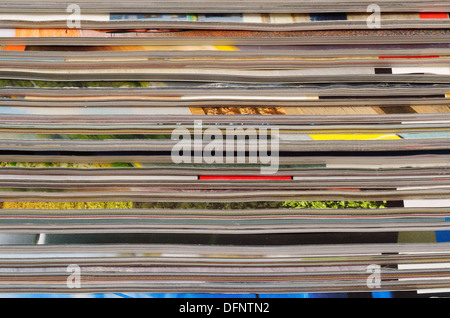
[
  {"left": 3, "top": 45, "right": 26, "bottom": 51},
  {"left": 15, "top": 28, "right": 81, "bottom": 37}
]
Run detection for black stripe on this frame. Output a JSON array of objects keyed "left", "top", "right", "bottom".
[{"left": 374, "top": 68, "right": 393, "bottom": 74}]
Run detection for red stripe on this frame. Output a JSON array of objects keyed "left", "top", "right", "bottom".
[
  {"left": 199, "top": 176, "right": 292, "bottom": 180},
  {"left": 378, "top": 55, "right": 440, "bottom": 59},
  {"left": 419, "top": 13, "right": 448, "bottom": 19}
]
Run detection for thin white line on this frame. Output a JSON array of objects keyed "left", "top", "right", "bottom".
[
  {"left": 399, "top": 263, "right": 450, "bottom": 270},
  {"left": 397, "top": 185, "right": 450, "bottom": 191},
  {"left": 417, "top": 288, "right": 450, "bottom": 294}
]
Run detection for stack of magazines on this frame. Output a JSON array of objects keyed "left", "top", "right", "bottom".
[{"left": 0, "top": 0, "right": 448, "bottom": 297}]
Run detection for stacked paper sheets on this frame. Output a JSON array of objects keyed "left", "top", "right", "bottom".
[{"left": 0, "top": 0, "right": 448, "bottom": 296}]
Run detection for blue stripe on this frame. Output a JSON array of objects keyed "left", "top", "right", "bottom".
[
  {"left": 372, "top": 291, "right": 392, "bottom": 298},
  {"left": 436, "top": 231, "right": 450, "bottom": 242}
]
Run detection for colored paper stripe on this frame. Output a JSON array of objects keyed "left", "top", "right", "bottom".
[
  {"left": 378, "top": 56, "right": 440, "bottom": 59},
  {"left": 310, "top": 13, "right": 347, "bottom": 21},
  {"left": 3, "top": 45, "right": 26, "bottom": 51},
  {"left": 309, "top": 134, "right": 401, "bottom": 140},
  {"left": 419, "top": 13, "right": 448, "bottom": 19},
  {"left": 199, "top": 176, "right": 292, "bottom": 180},
  {"left": 398, "top": 132, "right": 450, "bottom": 139},
  {"left": 15, "top": 28, "right": 81, "bottom": 37},
  {"left": 0, "top": 175, "right": 199, "bottom": 181},
  {"left": 213, "top": 45, "right": 239, "bottom": 51},
  {"left": 372, "top": 292, "right": 392, "bottom": 298},
  {"left": 434, "top": 231, "right": 450, "bottom": 243},
  {"left": 374, "top": 68, "right": 392, "bottom": 74}
]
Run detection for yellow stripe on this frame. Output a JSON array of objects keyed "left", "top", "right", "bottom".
[
  {"left": 213, "top": 45, "right": 239, "bottom": 51},
  {"left": 133, "top": 163, "right": 143, "bottom": 168},
  {"left": 2, "top": 202, "right": 133, "bottom": 209},
  {"left": 309, "top": 134, "right": 401, "bottom": 140}
]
